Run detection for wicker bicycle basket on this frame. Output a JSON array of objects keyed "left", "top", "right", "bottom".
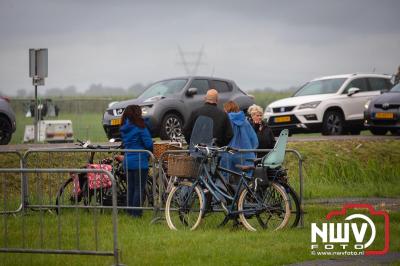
[
  {"left": 167, "top": 155, "right": 199, "bottom": 178},
  {"left": 153, "top": 141, "right": 182, "bottom": 160}
]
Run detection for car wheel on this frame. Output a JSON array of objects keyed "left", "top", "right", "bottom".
[
  {"left": 370, "top": 128, "right": 388, "bottom": 135},
  {"left": 0, "top": 116, "right": 12, "bottom": 145},
  {"left": 160, "top": 113, "right": 183, "bottom": 140},
  {"left": 322, "top": 110, "right": 344, "bottom": 135}
]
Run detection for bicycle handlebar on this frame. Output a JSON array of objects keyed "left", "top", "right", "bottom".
[
  {"left": 194, "top": 144, "right": 238, "bottom": 156},
  {"left": 76, "top": 139, "right": 122, "bottom": 150}
]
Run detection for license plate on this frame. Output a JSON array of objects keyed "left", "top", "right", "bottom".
[
  {"left": 375, "top": 112, "right": 394, "bottom": 119},
  {"left": 274, "top": 116, "right": 291, "bottom": 123},
  {"left": 111, "top": 118, "right": 122, "bottom": 126},
  {"left": 53, "top": 132, "right": 66, "bottom": 137}
]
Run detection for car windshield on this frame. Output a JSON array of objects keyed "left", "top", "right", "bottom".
[
  {"left": 390, "top": 83, "right": 400, "bottom": 92},
  {"left": 138, "top": 79, "right": 188, "bottom": 99},
  {"left": 293, "top": 78, "right": 346, "bottom": 97}
]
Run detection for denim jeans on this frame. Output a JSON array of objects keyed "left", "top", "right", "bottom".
[{"left": 127, "top": 169, "right": 148, "bottom": 217}]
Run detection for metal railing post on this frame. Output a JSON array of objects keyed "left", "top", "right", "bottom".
[{"left": 0, "top": 168, "right": 122, "bottom": 264}]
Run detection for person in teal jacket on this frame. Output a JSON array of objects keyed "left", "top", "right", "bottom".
[
  {"left": 220, "top": 101, "right": 258, "bottom": 186},
  {"left": 120, "top": 105, "right": 153, "bottom": 217}
]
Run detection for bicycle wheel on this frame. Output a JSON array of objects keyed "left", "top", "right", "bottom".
[
  {"left": 165, "top": 181, "right": 204, "bottom": 231},
  {"left": 238, "top": 182, "right": 290, "bottom": 231},
  {"left": 55, "top": 175, "right": 92, "bottom": 214},
  {"left": 282, "top": 183, "right": 301, "bottom": 228}
]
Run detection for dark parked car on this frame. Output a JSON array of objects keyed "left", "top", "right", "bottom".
[
  {"left": 364, "top": 83, "right": 400, "bottom": 135},
  {"left": 0, "top": 96, "right": 16, "bottom": 145},
  {"left": 102, "top": 76, "right": 255, "bottom": 140}
]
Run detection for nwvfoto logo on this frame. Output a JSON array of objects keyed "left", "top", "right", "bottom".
[{"left": 310, "top": 204, "right": 390, "bottom": 256}]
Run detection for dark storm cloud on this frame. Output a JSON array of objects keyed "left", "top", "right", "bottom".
[
  {"left": 1, "top": 0, "right": 398, "bottom": 49},
  {"left": 3, "top": 0, "right": 398, "bottom": 38},
  {"left": 0, "top": 0, "right": 399, "bottom": 95}
]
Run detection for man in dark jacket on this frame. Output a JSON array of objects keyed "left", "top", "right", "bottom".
[{"left": 183, "top": 89, "right": 233, "bottom": 146}]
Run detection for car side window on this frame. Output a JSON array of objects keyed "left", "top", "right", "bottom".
[
  {"left": 212, "top": 80, "right": 232, "bottom": 93},
  {"left": 343, "top": 78, "right": 368, "bottom": 93},
  {"left": 188, "top": 79, "right": 209, "bottom": 95},
  {"left": 368, "top": 78, "right": 391, "bottom": 91}
]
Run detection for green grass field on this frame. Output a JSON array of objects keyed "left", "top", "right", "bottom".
[
  {"left": 10, "top": 112, "right": 108, "bottom": 144},
  {"left": 10, "top": 109, "right": 381, "bottom": 145},
  {"left": 0, "top": 205, "right": 398, "bottom": 266},
  {"left": 2, "top": 139, "right": 400, "bottom": 200},
  {"left": 2, "top": 108, "right": 400, "bottom": 265}
]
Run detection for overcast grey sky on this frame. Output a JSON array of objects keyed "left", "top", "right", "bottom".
[{"left": 0, "top": 0, "right": 399, "bottom": 95}]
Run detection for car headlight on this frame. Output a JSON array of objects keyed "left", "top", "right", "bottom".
[
  {"left": 364, "top": 100, "right": 371, "bottom": 110},
  {"left": 265, "top": 107, "right": 272, "bottom": 113},
  {"left": 112, "top": 108, "right": 125, "bottom": 116},
  {"left": 141, "top": 106, "right": 150, "bottom": 115},
  {"left": 298, "top": 101, "right": 321, "bottom": 110}
]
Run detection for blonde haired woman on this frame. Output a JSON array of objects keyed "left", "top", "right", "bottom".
[{"left": 247, "top": 104, "right": 276, "bottom": 158}]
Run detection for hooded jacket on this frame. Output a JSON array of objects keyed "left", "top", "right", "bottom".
[
  {"left": 220, "top": 111, "right": 258, "bottom": 178},
  {"left": 227, "top": 111, "right": 258, "bottom": 151},
  {"left": 120, "top": 120, "right": 153, "bottom": 169}
]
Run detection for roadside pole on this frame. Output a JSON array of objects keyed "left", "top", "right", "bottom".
[{"left": 29, "top": 48, "right": 48, "bottom": 143}]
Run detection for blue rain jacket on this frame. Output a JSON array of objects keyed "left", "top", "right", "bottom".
[
  {"left": 220, "top": 111, "right": 258, "bottom": 174},
  {"left": 120, "top": 120, "right": 153, "bottom": 170}
]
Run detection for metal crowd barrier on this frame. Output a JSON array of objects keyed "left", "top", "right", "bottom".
[
  {"left": 156, "top": 148, "right": 304, "bottom": 227},
  {"left": 0, "top": 151, "right": 24, "bottom": 214},
  {"left": 0, "top": 168, "right": 122, "bottom": 266},
  {"left": 1, "top": 147, "right": 304, "bottom": 226},
  {"left": 22, "top": 148, "right": 158, "bottom": 216},
  {"left": 0, "top": 145, "right": 304, "bottom": 264}
]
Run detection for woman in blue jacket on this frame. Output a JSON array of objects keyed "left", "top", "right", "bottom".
[
  {"left": 120, "top": 105, "right": 153, "bottom": 217},
  {"left": 221, "top": 101, "right": 258, "bottom": 185}
]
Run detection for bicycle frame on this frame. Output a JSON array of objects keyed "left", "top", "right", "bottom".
[{"left": 190, "top": 154, "right": 261, "bottom": 217}]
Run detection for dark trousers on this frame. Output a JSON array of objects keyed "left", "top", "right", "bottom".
[{"left": 127, "top": 169, "right": 148, "bottom": 217}]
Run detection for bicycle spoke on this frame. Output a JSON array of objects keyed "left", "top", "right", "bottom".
[
  {"left": 238, "top": 183, "right": 290, "bottom": 231},
  {"left": 165, "top": 181, "right": 203, "bottom": 231}
]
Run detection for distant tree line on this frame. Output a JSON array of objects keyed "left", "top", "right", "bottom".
[
  {"left": 9, "top": 82, "right": 147, "bottom": 98},
  {"left": 247, "top": 86, "right": 299, "bottom": 107},
  {"left": 2, "top": 83, "right": 299, "bottom": 100}
]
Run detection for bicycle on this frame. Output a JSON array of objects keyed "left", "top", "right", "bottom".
[
  {"left": 251, "top": 129, "right": 301, "bottom": 228},
  {"left": 164, "top": 143, "right": 291, "bottom": 231},
  {"left": 252, "top": 165, "right": 301, "bottom": 228},
  {"left": 55, "top": 140, "right": 154, "bottom": 212}
]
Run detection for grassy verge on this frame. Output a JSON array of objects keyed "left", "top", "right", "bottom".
[
  {"left": 0, "top": 205, "right": 398, "bottom": 266},
  {"left": 287, "top": 139, "right": 400, "bottom": 199},
  {"left": 1, "top": 139, "right": 400, "bottom": 200},
  {"left": 10, "top": 112, "right": 108, "bottom": 144}
]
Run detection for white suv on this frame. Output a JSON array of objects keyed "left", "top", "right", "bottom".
[{"left": 263, "top": 74, "right": 392, "bottom": 135}]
